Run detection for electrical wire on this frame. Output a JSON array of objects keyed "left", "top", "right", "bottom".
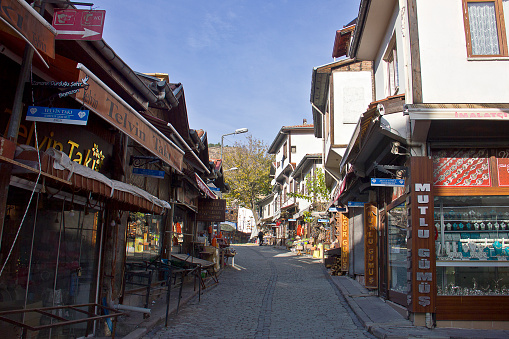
[{"left": 0, "top": 66, "right": 42, "bottom": 279}]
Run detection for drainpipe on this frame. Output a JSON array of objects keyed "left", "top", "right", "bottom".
[{"left": 165, "top": 122, "right": 210, "bottom": 175}]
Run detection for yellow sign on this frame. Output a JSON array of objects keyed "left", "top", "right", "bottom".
[{"left": 339, "top": 213, "right": 349, "bottom": 271}]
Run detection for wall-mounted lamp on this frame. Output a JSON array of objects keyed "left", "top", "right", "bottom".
[{"left": 391, "top": 141, "right": 410, "bottom": 156}]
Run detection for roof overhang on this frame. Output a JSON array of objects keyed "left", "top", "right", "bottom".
[
  {"left": 350, "top": 0, "right": 398, "bottom": 60},
  {"left": 275, "top": 162, "right": 295, "bottom": 183},
  {"left": 268, "top": 126, "right": 315, "bottom": 154},
  {"left": 332, "top": 24, "right": 356, "bottom": 58},
  {"left": 340, "top": 107, "right": 406, "bottom": 177},
  {"left": 292, "top": 154, "right": 322, "bottom": 178}
]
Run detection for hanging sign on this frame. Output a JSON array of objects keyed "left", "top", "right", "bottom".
[
  {"left": 329, "top": 207, "right": 346, "bottom": 212},
  {"left": 318, "top": 219, "right": 329, "bottom": 223},
  {"left": 52, "top": 9, "right": 105, "bottom": 40},
  {"left": 197, "top": 198, "right": 226, "bottom": 222},
  {"left": 371, "top": 178, "right": 405, "bottom": 187},
  {"left": 132, "top": 168, "right": 165, "bottom": 179},
  {"left": 26, "top": 106, "right": 89, "bottom": 125},
  {"left": 348, "top": 201, "right": 365, "bottom": 207}
]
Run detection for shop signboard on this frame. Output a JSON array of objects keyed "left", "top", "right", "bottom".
[
  {"left": 409, "top": 157, "right": 436, "bottom": 313},
  {"left": 75, "top": 64, "right": 184, "bottom": 172},
  {"left": 497, "top": 158, "right": 509, "bottom": 186},
  {"left": 338, "top": 213, "right": 349, "bottom": 272},
  {"left": 348, "top": 201, "right": 365, "bottom": 207},
  {"left": 197, "top": 198, "right": 226, "bottom": 222},
  {"left": 318, "top": 219, "right": 329, "bottom": 223},
  {"left": 52, "top": 9, "right": 105, "bottom": 40},
  {"left": 195, "top": 173, "right": 217, "bottom": 199},
  {"left": 0, "top": 0, "right": 56, "bottom": 58},
  {"left": 371, "top": 178, "right": 405, "bottom": 187},
  {"left": 26, "top": 106, "right": 89, "bottom": 125},
  {"left": 132, "top": 168, "right": 165, "bottom": 179},
  {"left": 364, "top": 203, "right": 378, "bottom": 288}
]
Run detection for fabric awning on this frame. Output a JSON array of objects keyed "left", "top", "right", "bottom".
[{"left": 9, "top": 146, "right": 170, "bottom": 214}]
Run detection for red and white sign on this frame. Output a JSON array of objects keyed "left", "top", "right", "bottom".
[
  {"left": 195, "top": 173, "right": 217, "bottom": 199},
  {"left": 52, "top": 9, "right": 105, "bottom": 41}
]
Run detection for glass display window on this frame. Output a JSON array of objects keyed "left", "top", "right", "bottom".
[
  {"left": 387, "top": 203, "right": 408, "bottom": 294},
  {"left": 126, "top": 213, "right": 162, "bottom": 261},
  {"left": 434, "top": 196, "right": 509, "bottom": 296}
]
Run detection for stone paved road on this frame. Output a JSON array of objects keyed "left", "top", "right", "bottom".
[{"left": 144, "top": 245, "right": 374, "bottom": 339}]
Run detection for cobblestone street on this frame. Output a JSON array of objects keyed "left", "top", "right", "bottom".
[{"left": 144, "top": 245, "right": 373, "bottom": 338}]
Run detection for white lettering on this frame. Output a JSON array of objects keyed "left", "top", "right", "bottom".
[
  {"left": 418, "top": 206, "right": 428, "bottom": 214},
  {"left": 418, "top": 249, "right": 430, "bottom": 257},
  {"left": 419, "top": 259, "right": 430, "bottom": 269},
  {"left": 416, "top": 272, "right": 433, "bottom": 281},
  {"left": 417, "top": 194, "right": 429, "bottom": 204},
  {"left": 419, "top": 282, "right": 431, "bottom": 293},
  {"left": 418, "top": 229, "right": 429, "bottom": 238},
  {"left": 415, "top": 183, "right": 431, "bottom": 192},
  {"left": 418, "top": 296, "right": 431, "bottom": 307}
]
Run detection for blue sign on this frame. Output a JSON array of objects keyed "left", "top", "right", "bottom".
[
  {"left": 209, "top": 187, "right": 221, "bottom": 192},
  {"left": 328, "top": 207, "right": 346, "bottom": 212},
  {"left": 348, "top": 201, "right": 366, "bottom": 207},
  {"left": 26, "top": 106, "right": 89, "bottom": 125},
  {"left": 318, "top": 219, "right": 329, "bottom": 223},
  {"left": 133, "top": 168, "right": 165, "bottom": 179},
  {"left": 288, "top": 219, "right": 297, "bottom": 221},
  {"left": 371, "top": 178, "right": 405, "bottom": 187}
]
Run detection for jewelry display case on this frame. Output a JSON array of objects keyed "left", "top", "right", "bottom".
[{"left": 435, "top": 196, "right": 509, "bottom": 296}]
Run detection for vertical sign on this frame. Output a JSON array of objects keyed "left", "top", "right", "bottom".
[
  {"left": 339, "top": 213, "right": 349, "bottom": 272},
  {"left": 409, "top": 157, "right": 435, "bottom": 313},
  {"left": 364, "top": 203, "right": 378, "bottom": 289}
]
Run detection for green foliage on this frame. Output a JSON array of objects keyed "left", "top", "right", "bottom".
[
  {"left": 288, "top": 167, "right": 330, "bottom": 204},
  {"left": 208, "top": 142, "right": 220, "bottom": 147},
  {"left": 302, "top": 211, "right": 313, "bottom": 223},
  {"left": 223, "top": 135, "right": 274, "bottom": 214}
]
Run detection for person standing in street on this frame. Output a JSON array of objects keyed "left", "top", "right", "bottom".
[{"left": 258, "top": 230, "right": 264, "bottom": 246}]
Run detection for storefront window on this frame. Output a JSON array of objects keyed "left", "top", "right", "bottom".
[
  {"left": 0, "top": 188, "right": 102, "bottom": 337},
  {"left": 387, "top": 204, "right": 408, "bottom": 293},
  {"left": 126, "top": 213, "right": 162, "bottom": 261},
  {"left": 435, "top": 196, "right": 509, "bottom": 295}
]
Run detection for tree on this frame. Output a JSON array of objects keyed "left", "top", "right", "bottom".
[
  {"left": 288, "top": 167, "right": 331, "bottom": 241},
  {"left": 222, "top": 135, "right": 274, "bottom": 226},
  {"left": 288, "top": 167, "right": 330, "bottom": 210}
]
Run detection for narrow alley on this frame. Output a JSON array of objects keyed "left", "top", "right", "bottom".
[{"left": 144, "top": 245, "right": 373, "bottom": 338}]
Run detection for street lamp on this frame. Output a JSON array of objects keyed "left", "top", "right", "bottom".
[
  {"left": 224, "top": 167, "right": 238, "bottom": 172},
  {"left": 220, "top": 128, "right": 248, "bottom": 164}
]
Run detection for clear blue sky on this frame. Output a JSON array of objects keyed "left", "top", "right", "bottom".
[{"left": 90, "top": 1, "right": 360, "bottom": 145}]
